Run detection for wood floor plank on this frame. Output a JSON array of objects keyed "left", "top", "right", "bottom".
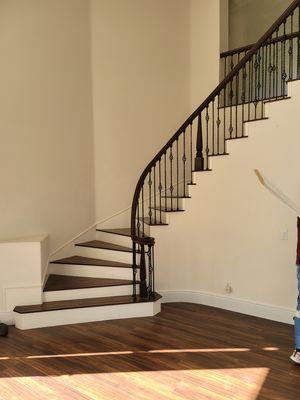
[{"left": 4, "top": 303, "right": 300, "bottom": 399}]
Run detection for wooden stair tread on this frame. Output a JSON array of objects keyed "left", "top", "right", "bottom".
[
  {"left": 150, "top": 207, "right": 185, "bottom": 212},
  {"left": 97, "top": 228, "right": 150, "bottom": 239},
  {"left": 44, "top": 274, "right": 135, "bottom": 292},
  {"left": 51, "top": 255, "right": 135, "bottom": 269},
  {"left": 140, "top": 218, "right": 168, "bottom": 226},
  {"left": 97, "top": 228, "right": 132, "bottom": 237},
  {"left": 14, "top": 293, "right": 162, "bottom": 314},
  {"left": 76, "top": 240, "right": 137, "bottom": 253},
  {"left": 161, "top": 195, "right": 191, "bottom": 199}
]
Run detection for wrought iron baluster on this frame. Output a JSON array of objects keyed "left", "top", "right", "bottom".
[
  {"left": 235, "top": 71, "right": 239, "bottom": 137},
  {"left": 147, "top": 244, "right": 153, "bottom": 299},
  {"left": 272, "top": 41, "right": 276, "bottom": 98},
  {"left": 183, "top": 129, "right": 186, "bottom": 196},
  {"left": 142, "top": 186, "right": 145, "bottom": 236},
  {"left": 289, "top": 13, "right": 294, "bottom": 80},
  {"left": 275, "top": 29, "right": 279, "bottom": 98},
  {"left": 242, "top": 65, "right": 246, "bottom": 130},
  {"left": 158, "top": 159, "right": 162, "bottom": 224},
  {"left": 170, "top": 145, "right": 173, "bottom": 210},
  {"left": 212, "top": 99, "right": 215, "bottom": 152},
  {"left": 282, "top": 20, "right": 287, "bottom": 96},
  {"left": 268, "top": 44, "right": 272, "bottom": 99},
  {"left": 248, "top": 59, "right": 251, "bottom": 118},
  {"left": 217, "top": 94, "right": 221, "bottom": 151},
  {"left": 139, "top": 244, "right": 148, "bottom": 298},
  {"left": 176, "top": 138, "right": 179, "bottom": 210},
  {"left": 205, "top": 106, "right": 210, "bottom": 162},
  {"left": 132, "top": 241, "right": 137, "bottom": 299},
  {"left": 195, "top": 113, "right": 204, "bottom": 171},
  {"left": 298, "top": 5, "right": 300, "bottom": 78},
  {"left": 254, "top": 51, "right": 259, "bottom": 119},
  {"left": 190, "top": 123, "right": 193, "bottom": 183},
  {"left": 153, "top": 164, "right": 157, "bottom": 223},
  {"left": 229, "top": 80, "right": 233, "bottom": 138},
  {"left": 164, "top": 153, "right": 167, "bottom": 210},
  {"left": 148, "top": 170, "right": 152, "bottom": 225}
]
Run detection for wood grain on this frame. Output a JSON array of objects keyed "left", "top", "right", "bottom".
[
  {"left": 14, "top": 293, "right": 160, "bottom": 314},
  {"left": 44, "top": 274, "right": 134, "bottom": 292},
  {"left": 51, "top": 255, "right": 135, "bottom": 269},
  {"left": 3, "top": 303, "right": 300, "bottom": 399},
  {"left": 75, "top": 240, "right": 138, "bottom": 253}
]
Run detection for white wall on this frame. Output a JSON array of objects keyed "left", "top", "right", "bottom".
[
  {"left": 229, "top": 0, "right": 292, "bottom": 49},
  {"left": 153, "top": 81, "right": 300, "bottom": 323},
  {"left": 190, "top": 0, "right": 221, "bottom": 110},
  {"left": 91, "top": 0, "right": 221, "bottom": 226},
  {"left": 0, "top": 0, "right": 95, "bottom": 252},
  {"left": 220, "top": 0, "right": 229, "bottom": 53}
]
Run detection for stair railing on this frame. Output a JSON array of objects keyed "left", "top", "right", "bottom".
[{"left": 131, "top": 0, "right": 300, "bottom": 300}]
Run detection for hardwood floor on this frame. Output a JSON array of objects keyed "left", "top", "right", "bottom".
[{"left": 1, "top": 303, "right": 300, "bottom": 399}]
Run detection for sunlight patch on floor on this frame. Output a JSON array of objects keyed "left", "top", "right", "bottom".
[
  {"left": 0, "top": 348, "right": 253, "bottom": 361},
  {"left": 0, "top": 367, "right": 269, "bottom": 400}
]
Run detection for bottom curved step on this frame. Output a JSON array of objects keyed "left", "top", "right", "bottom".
[{"left": 14, "top": 293, "right": 162, "bottom": 330}]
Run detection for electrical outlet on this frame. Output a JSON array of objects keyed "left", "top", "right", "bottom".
[{"left": 225, "top": 283, "right": 233, "bottom": 294}]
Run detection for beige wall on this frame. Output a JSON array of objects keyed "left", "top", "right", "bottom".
[
  {"left": 0, "top": 0, "right": 95, "bottom": 252},
  {"left": 91, "top": 0, "right": 221, "bottom": 224},
  {"left": 229, "top": 0, "right": 292, "bottom": 49}
]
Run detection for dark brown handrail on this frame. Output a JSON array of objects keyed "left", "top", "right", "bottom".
[
  {"left": 131, "top": 0, "right": 300, "bottom": 239},
  {"left": 220, "top": 31, "right": 300, "bottom": 59},
  {"left": 130, "top": 0, "right": 300, "bottom": 300}
]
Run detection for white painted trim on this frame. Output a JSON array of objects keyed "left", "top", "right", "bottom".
[{"left": 159, "top": 289, "right": 295, "bottom": 325}]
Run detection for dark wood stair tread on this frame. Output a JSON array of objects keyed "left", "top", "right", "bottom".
[
  {"left": 161, "top": 195, "right": 191, "bottom": 199},
  {"left": 150, "top": 207, "right": 185, "bottom": 212},
  {"left": 44, "top": 274, "right": 135, "bottom": 292},
  {"left": 51, "top": 255, "right": 135, "bottom": 269},
  {"left": 244, "top": 117, "right": 269, "bottom": 123},
  {"left": 140, "top": 218, "right": 168, "bottom": 226},
  {"left": 263, "top": 96, "right": 291, "bottom": 103},
  {"left": 76, "top": 240, "right": 137, "bottom": 253},
  {"left": 14, "top": 293, "right": 162, "bottom": 314},
  {"left": 97, "top": 228, "right": 132, "bottom": 237},
  {"left": 96, "top": 228, "right": 150, "bottom": 239}
]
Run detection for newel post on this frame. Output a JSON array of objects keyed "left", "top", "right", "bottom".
[
  {"left": 194, "top": 112, "right": 204, "bottom": 171},
  {"left": 139, "top": 244, "right": 148, "bottom": 298}
]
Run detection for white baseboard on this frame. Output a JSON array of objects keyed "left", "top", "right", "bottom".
[
  {"left": 0, "top": 311, "right": 14, "bottom": 325},
  {"left": 159, "top": 289, "right": 294, "bottom": 325}
]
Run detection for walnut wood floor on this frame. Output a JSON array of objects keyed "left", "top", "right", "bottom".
[{"left": 0, "top": 303, "right": 299, "bottom": 400}]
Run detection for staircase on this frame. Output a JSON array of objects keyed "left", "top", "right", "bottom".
[{"left": 14, "top": 0, "right": 300, "bottom": 329}]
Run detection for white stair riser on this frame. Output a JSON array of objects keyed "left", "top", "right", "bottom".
[
  {"left": 14, "top": 300, "right": 161, "bottom": 330},
  {"left": 75, "top": 246, "right": 136, "bottom": 264},
  {"left": 95, "top": 231, "right": 132, "bottom": 247},
  {"left": 43, "top": 285, "right": 136, "bottom": 302},
  {"left": 160, "top": 198, "right": 185, "bottom": 209},
  {"left": 49, "top": 263, "right": 135, "bottom": 280}
]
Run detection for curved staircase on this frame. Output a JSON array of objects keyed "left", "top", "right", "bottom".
[{"left": 14, "top": 0, "right": 300, "bottom": 329}]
